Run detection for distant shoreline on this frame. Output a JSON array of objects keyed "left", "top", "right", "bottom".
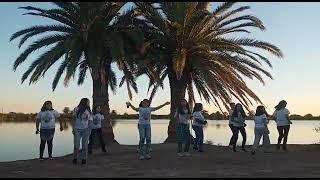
[{"left": 1, "top": 112, "right": 320, "bottom": 122}]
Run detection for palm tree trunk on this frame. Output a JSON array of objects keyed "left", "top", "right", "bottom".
[
  {"left": 164, "top": 69, "right": 188, "bottom": 143},
  {"left": 92, "top": 68, "right": 118, "bottom": 147}
]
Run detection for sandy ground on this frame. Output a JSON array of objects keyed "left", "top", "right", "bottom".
[{"left": 0, "top": 143, "right": 320, "bottom": 178}]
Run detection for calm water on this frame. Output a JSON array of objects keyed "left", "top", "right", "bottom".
[{"left": 0, "top": 120, "right": 319, "bottom": 162}]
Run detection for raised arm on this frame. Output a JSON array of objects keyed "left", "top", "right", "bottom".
[
  {"left": 152, "top": 101, "right": 170, "bottom": 111},
  {"left": 126, "top": 102, "right": 139, "bottom": 112}
]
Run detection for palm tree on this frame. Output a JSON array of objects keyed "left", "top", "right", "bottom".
[
  {"left": 134, "top": 2, "right": 283, "bottom": 142},
  {"left": 10, "top": 2, "right": 144, "bottom": 143}
]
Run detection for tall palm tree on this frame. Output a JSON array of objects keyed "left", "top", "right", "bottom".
[
  {"left": 10, "top": 2, "right": 144, "bottom": 143},
  {"left": 134, "top": 2, "right": 283, "bottom": 142}
]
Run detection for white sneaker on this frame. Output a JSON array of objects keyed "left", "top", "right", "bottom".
[
  {"left": 145, "top": 154, "right": 152, "bottom": 159},
  {"left": 177, "top": 152, "right": 184, "bottom": 157},
  {"left": 184, "top": 152, "right": 191, "bottom": 156},
  {"left": 139, "top": 155, "right": 145, "bottom": 160}
]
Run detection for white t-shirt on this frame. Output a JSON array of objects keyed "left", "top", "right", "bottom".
[
  {"left": 92, "top": 113, "right": 104, "bottom": 129},
  {"left": 232, "top": 112, "right": 245, "bottom": 127},
  {"left": 138, "top": 107, "right": 155, "bottom": 125},
  {"left": 175, "top": 109, "right": 190, "bottom": 124},
  {"left": 36, "top": 110, "right": 60, "bottom": 129},
  {"left": 273, "top": 108, "right": 290, "bottom": 126},
  {"left": 73, "top": 107, "right": 93, "bottom": 129},
  {"left": 228, "top": 109, "right": 234, "bottom": 125},
  {"left": 192, "top": 111, "right": 205, "bottom": 127},
  {"left": 254, "top": 114, "right": 268, "bottom": 128}
]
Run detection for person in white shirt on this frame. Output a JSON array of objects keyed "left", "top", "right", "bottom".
[
  {"left": 251, "top": 106, "right": 271, "bottom": 155},
  {"left": 228, "top": 102, "right": 236, "bottom": 147},
  {"left": 175, "top": 99, "right": 192, "bottom": 157},
  {"left": 230, "top": 103, "right": 247, "bottom": 152},
  {"left": 72, "top": 98, "right": 93, "bottom": 165},
  {"left": 35, "top": 101, "right": 63, "bottom": 160},
  {"left": 126, "top": 99, "right": 170, "bottom": 160},
  {"left": 192, "top": 103, "right": 207, "bottom": 152},
  {"left": 272, "top": 100, "right": 292, "bottom": 151},
  {"left": 88, "top": 105, "right": 107, "bottom": 154}
]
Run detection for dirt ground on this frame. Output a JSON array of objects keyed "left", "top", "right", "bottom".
[{"left": 0, "top": 143, "right": 319, "bottom": 178}]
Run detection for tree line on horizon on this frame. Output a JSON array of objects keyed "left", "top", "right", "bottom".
[{"left": 1, "top": 110, "right": 319, "bottom": 121}]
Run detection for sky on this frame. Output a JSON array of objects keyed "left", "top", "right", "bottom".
[{"left": 0, "top": 2, "right": 320, "bottom": 116}]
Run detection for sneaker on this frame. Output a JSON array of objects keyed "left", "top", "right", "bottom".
[
  {"left": 48, "top": 156, "right": 54, "bottom": 160},
  {"left": 81, "top": 159, "right": 86, "bottom": 165},
  {"left": 198, "top": 150, "right": 204, "bottom": 153},
  {"left": 72, "top": 159, "right": 77, "bottom": 164},
  {"left": 241, "top": 148, "right": 248, "bottom": 152},
  {"left": 139, "top": 155, "right": 145, "bottom": 160},
  {"left": 39, "top": 157, "right": 45, "bottom": 161},
  {"left": 251, "top": 151, "right": 256, "bottom": 155},
  {"left": 145, "top": 154, "right": 152, "bottom": 159},
  {"left": 184, "top": 152, "right": 191, "bottom": 156},
  {"left": 177, "top": 152, "right": 184, "bottom": 157},
  {"left": 233, "top": 148, "right": 237, "bottom": 152},
  {"left": 136, "top": 147, "right": 140, "bottom": 153}
]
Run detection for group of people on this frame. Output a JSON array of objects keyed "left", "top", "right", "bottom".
[
  {"left": 34, "top": 97, "right": 292, "bottom": 164},
  {"left": 35, "top": 98, "right": 107, "bottom": 164},
  {"left": 227, "top": 100, "right": 292, "bottom": 155}
]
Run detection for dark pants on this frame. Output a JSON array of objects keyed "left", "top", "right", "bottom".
[
  {"left": 277, "top": 125, "right": 290, "bottom": 149},
  {"left": 228, "top": 124, "right": 234, "bottom": 146},
  {"left": 231, "top": 126, "right": 247, "bottom": 150},
  {"left": 192, "top": 125, "right": 204, "bottom": 151},
  {"left": 39, "top": 129, "right": 55, "bottom": 158},
  {"left": 177, "top": 123, "right": 191, "bottom": 153},
  {"left": 88, "top": 128, "right": 106, "bottom": 153}
]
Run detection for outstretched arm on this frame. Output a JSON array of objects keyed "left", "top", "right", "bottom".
[
  {"left": 126, "top": 102, "right": 139, "bottom": 112},
  {"left": 152, "top": 101, "right": 170, "bottom": 111}
]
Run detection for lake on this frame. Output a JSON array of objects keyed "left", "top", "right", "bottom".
[{"left": 0, "top": 120, "right": 319, "bottom": 162}]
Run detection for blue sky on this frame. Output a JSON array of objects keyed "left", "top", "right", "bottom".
[{"left": 0, "top": 2, "right": 319, "bottom": 116}]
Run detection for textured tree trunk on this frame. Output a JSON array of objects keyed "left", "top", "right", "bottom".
[
  {"left": 164, "top": 68, "right": 188, "bottom": 143},
  {"left": 92, "top": 68, "right": 118, "bottom": 147}
]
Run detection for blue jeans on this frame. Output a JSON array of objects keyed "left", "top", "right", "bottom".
[
  {"left": 192, "top": 125, "right": 204, "bottom": 151},
  {"left": 252, "top": 127, "right": 270, "bottom": 151},
  {"left": 73, "top": 128, "right": 91, "bottom": 160},
  {"left": 138, "top": 124, "right": 151, "bottom": 155},
  {"left": 177, "top": 123, "right": 190, "bottom": 153}
]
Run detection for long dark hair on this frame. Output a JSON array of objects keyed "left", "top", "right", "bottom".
[
  {"left": 41, "top": 101, "right": 54, "bottom": 111},
  {"left": 193, "top": 103, "right": 203, "bottom": 113},
  {"left": 232, "top": 103, "right": 246, "bottom": 118},
  {"left": 177, "top": 99, "right": 191, "bottom": 114},
  {"left": 139, "top": 99, "right": 150, "bottom": 108},
  {"left": 76, "top": 98, "right": 91, "bottom": 118},
  {"left": 92, "top": 105, "right": 102, "bottom": 115},
  {"left": 275, "top": 100, "right": 287, "bottom": 111},
  {"left": 255, "top": 105, "right": 269, "bottom": 116}
]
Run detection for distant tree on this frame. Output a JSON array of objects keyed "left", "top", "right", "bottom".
[
  {"left": 110, "top": 110, "right": 118, "bottom": 119},
  {"left": 63, "top": 107, "right": 70, "bottom": 114},
  {"left": 304, "top": 114, "right": 313, "bottom": 120}
]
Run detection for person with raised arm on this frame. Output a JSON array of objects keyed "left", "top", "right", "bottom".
[{"left": 126, "top": 99, "right": 170, "bottom": 160}]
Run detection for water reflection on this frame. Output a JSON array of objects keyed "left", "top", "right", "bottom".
[{"left": 0, "top": 120, "right": 320, "bottom": 162}]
